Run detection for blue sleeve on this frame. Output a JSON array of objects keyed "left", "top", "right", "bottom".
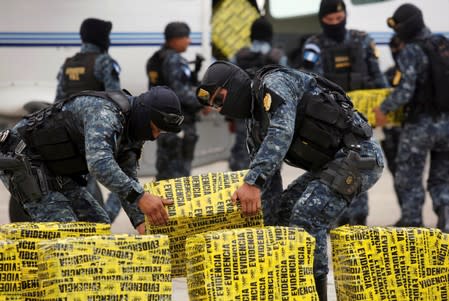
[
  {"left": 94, "top": 54, "right": 121, "bottom": 91},
  {"left": 380, "top": 44, "right": 427, "bottom": 113},
  {"left": 82, "top": 99, "right": 143, "bottom": 200},
  {"left": 245, "top": 74, "right": 303, "bottom": 187}
]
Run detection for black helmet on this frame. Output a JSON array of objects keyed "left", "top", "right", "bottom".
[
  {"left": 80, "top": 18, "right": 112, "bottom": 52},
  {"left": 318, "top": 0, "right": 346, "bottom": 19},
  {"left": 196, "top": 61, "right": 252, "bottom": 119},
  {"left": 387, "top": 3, "right": 424, "bottom": 42},
  {"left": 129, "top": 86, "right": 183, "bottom": 141}
]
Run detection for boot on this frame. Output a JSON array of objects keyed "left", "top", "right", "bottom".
[
  {"left": 314, "top": 274, "right": 327, "bottom": 301},
  {"left": 437, "top": 206, "right": 449, "bottom": 233}
]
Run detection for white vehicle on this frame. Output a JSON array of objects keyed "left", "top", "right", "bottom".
[
  {"left": 0, "top": 0, "right": 235, "bottom": 175},
  {"left": 265, "top": 0, "right": 449, "bottom": 70}
]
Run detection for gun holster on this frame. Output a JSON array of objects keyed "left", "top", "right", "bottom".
[
  {"left": 182, "top": 132, "right": 198, "bottom": 161},
  {"left": 319, "top": 150, "right": 376, "bottom": 200},
  {"left": 0, "top": 153, "right": 43, "bottom": 202}
]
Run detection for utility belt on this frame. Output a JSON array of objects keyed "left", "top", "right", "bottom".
[{"left": 0, "top": 132, "right": 63, "bottom": 203}]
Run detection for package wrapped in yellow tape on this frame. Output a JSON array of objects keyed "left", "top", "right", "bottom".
[
  {"left": 144, "top": 170, "right": 264, "bottom": 277},
  {"left": 347, "top": 88, "right": 403, "bottom": 126},
  {"left": 36, "top": 234, "right": 171, "bottom": 301},
  {"left": 331, "top": 226, "right": 449, "bottom": 301},
  {"left": 186, "top": 226, "right": 318, "bottom": 301},
  {"left": 0, "top": 240, "right": 21, "bottom": 299},
  {"left": 0, "top": 222, "right": 111, "bottom": 300}
]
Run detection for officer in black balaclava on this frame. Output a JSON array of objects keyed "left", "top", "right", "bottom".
[
  {"left": 318, "top": 0, "right": 347, "bottom": 42},
  {"left": 387, "top": 3, "right": 425, "bottom": 43},
  {"left": 55, "top": 18, "right": 121, "bottom": 100},
  {"left": 0, "top": 86, "right": 183, "bottom": 232},
  {"left": 302, "top": 0, "right": 388, "bottom": 227}
]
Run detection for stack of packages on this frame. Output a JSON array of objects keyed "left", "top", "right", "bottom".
[
  {"left": 36, "top": 234, "right": 171, "bottom": 301},
  {"left": 347, "top": 88, "right": 403, "bottom": 126},
  {"left": 145, "top": 170, "right": 264, "bottom": 276},
  {"left": 0, "top": 240, "right": 21, "bottom": 301},
  {"left": 0, "top": 222, "right": 110, "bottom": 300},
  {"left": 186, "top": 226, "right": 318, "bottom": 301},
  {"left": 331, "top": 226, "right": 449, "bottom": 300}
]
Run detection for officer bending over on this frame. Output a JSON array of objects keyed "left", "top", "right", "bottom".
[
  {"left": 0, "top": 87, "right": 183, "bottom": 230},
  {"left": 197, "top": 62, "right": 384, "bottom": 301}
]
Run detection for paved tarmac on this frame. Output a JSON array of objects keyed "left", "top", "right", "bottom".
[{"left": 0, "top": 153, "right": 438, "bottom": 300}]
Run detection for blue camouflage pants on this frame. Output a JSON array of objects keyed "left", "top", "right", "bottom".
[
  {"left": 394, "top": 114, "right": 449, "bottom": 224},
  {"left": 22, "top": 180, "right": 111, "bottom": 223},
  {"left": 262, "top": 138, "right": 384, "bottom": 277},
  {"left": 156, "top": 122, "right": 198, "bottom": 181}
]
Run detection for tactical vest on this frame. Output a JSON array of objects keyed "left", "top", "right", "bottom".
[
  {"left": 252, "top": 66, "right": 372, "bottom": 171},
  {"left": 235, "top": 47, "right": 284, "bottom": 71},
  {"left": 406, "top": 34, "right": 449, "bottom": 120},
  {"left": 62, "top": 52, "right": 104, "bottom": 96},
  {"left": 319, "top": 32, "right": 373, "bottom": 91},
  {"left": 17, "top": 90, "right": 130, "bottom": 177},
  {"left": 146, "top": 47, "right": 176, "bottom": 87}
]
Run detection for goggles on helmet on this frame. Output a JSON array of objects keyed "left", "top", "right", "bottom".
[
  {"left": 196, "top": 87, "right": 227, "bottom": 109},
  {"left": 152, "top": 108, "right": 184, "bottom": 127}
]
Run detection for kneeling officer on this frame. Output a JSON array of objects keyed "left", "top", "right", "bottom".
[
  {"left": 0, "top": 86, "right": 183, "bottom": 227},
  {"left": 196, "top": 61, "right": 384, "bottom": 301}
]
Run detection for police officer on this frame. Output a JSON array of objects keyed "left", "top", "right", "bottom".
[
  {"left": 146, "top": 22, "right": 204, "bottom": 180},
  {"left": 228, "top": 16, "right": 288, "bottom": 172},
  {"left": 54, "top": 18, "right": 123, "bottom": 224},
  {"left": 197, "top": 61, "right": 384, "bottom": 300},
  {"left": 374, "top": 3, "right": 449, "bottom": 232},
  {"left": 302, "top": 0, "right": 388, "bottom": 226},
  {"left": 0, "top": 87, "right": 184, "bottom": 231}
]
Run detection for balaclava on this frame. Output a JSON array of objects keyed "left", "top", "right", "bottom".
[
  {"left": 319, "top": 0, "right": 347, "bottom": 42},
  {"left": 128, "top": 86, "right": 182, "bottom": 141},
  {"left": 387, "top": 3, "right": 425, "bottom": 43},
  {"left": 80, "top": 18, "right": 112, "bottom": 52},
  {"left": 250, "top": 17, "right": 273, "bottom": 43},
  {"left": 197, "top": 61, "right": 252, "bottom": 119}
]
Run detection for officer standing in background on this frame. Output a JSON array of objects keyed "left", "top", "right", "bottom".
[
  {"left": 302, "top": 0, "right": 388, "bottom": 226},
  {"left": 197, "top": 61, "right": 384, "bottom": 300},
  {"left": 0, "top": 87, "right": 184, "bottom": 231},
  {"left": 146, "top": 22, "right": 204, "bottom": 180},
  {"left": 374, "top": 3, "right": 449, "bottom": 232},
  {"left": 54, "top": 18, "right": 123, "bottom": 224},
  {"left": 228, "top": 16, "right": 288, "bottom": 172}
]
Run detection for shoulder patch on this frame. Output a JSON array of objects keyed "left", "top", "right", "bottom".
[
  {"left": 263, "top": 93, "right": 272, "bottom": 111},
  {"left": 112, "top": 60, "right": 121, "bottom": 74}
]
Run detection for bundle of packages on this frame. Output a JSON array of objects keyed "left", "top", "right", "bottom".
[
  {"left": 0, "top": 240, "right": 21, "bottom": 301},
  {"left": 0, "top": 222, "right": 111, "bottom": 300},
  {"left": 36, "top": 234, "right": 171, "bottom": 301},
  {"left": 145, "top": 170, "right": 264, "bottom": 277},
  {"left": 347, "top": 88, "right": 403, "bottom": 126},
  {"left": 331, "top": 226, "right": 449, "bottom": 301},
  {"left": 186, "top": 226, "right": 318, "bottom": 301}
]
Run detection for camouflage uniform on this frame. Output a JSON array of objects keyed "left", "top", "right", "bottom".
[
  {"left": 1, "top": 96, "right": 145, "bottom": 226},
  {"left": 55, "top": 42, "right": 123, "bottom": 223},
  {"left": 303, "top": 30, "right": 388, "bottom": 225},
  {"left": 246, "top": 69, "right": 384, "bottom": 277},
  {"left": 155, "top": 50, "right": 202, "bottom": 180},
  {"left": 228, "top": 40, "right": 288, "bottom": 171},
  {"left": 380, "top": 28, "right": 449, "bottom": 226}
]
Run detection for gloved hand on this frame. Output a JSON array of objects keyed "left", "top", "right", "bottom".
[{"left": 194, "top": 54, "right": 205, "bottom": 74}]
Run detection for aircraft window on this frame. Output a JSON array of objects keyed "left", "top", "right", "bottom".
[
  {"left": 269, "top": 0, "right": 321, "bottom": 19},
  {"left": 351, "top": 0, "right": 391, "bottom": 5}
]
